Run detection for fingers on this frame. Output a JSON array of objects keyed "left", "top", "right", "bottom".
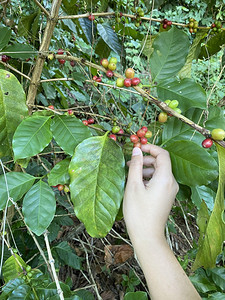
[
  {"left": 143, "top": 167, "right": 155, "bottom": 178},
  {"left": 126, "top": 147, "right": 144, "bottom": 187}
]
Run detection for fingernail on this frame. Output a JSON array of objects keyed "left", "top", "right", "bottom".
[{"left": 132, "top": 147, "right": 142, "bottom": 156}]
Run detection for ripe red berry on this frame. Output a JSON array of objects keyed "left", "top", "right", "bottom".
[
  {"left": 95, "top": 77, "right": 102, "bottom": 82},
  {"left": 109, "top": 134, "right": 117, "bottom": 141},
  {"left": 137, "top": 129, "right": 146, "bottom": 138},
  {"left": 118, "top": 129, "right": 124, "bottom": 134},
  {"left": 48, "top": 105, "right": 54, "bottom": 110},
  {"left": 163, "top": 18, "right": 168, "bottom": 24},
  {"left": 140, "top": 137, "right": 148, "bottom": 144},
  {"left": 163, "top": 23, "right": 167, "bottom": 29},
  {"left": 2, "top": 55, "right": 10, "bottom": 62},
  {"left": 57, "top": 184, "right": 64, "bottom": 191},
  {"left": 130, "top": 134, "right": 139, "bottom": 143},
  {"left": 88, "top": 14, "right": 95, "bottom": 21},
  {"left": 70, "top": 60, "right": 75, "bottom": 67},
  {"left": 87, "top": 118, "right": 95, "bottom": 124},
  {"left": 82, "top": 120, "right": 88, "bottom": 126},
  {"left": 57, "top": 49, "right": 64, "bottom": 55},
  {"left": 106, "top": 70, "right": 114, "bottom": 78},
  {"left": 167, "top": 21, "right": 172, "bottom": 26},
  {"left": 133, "top": 142, "right": 141, "bottom": 148},
  {"left": 131, "top": 77, "right": 141, "bottom": 86},
  {"left": 125, "top": 68, "right": 135, "bottom": 79},
  {"left": 141, "top": 126, "right": 148, "bottom": 132},
  {"left": 93, "top": 75, "right": 98, "bottom": 81},
  {"left": 124, "top": 78, "right": 132, "bottom": 87},
  {"left": 58, "top": 59, "right": 66, "bottom": 65},
  {"left": 68, "top": 109, "right": 73, "bottom": 115},
  {"left": 202, "top": 138, "right": 213, "bottom": 148},
  {"left": 120, "top": 12, "right": 123, "bottom": 17}
]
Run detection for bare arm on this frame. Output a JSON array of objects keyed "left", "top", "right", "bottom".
[{"left": 123, "top": 144, "right": 201, "bottom": 300}]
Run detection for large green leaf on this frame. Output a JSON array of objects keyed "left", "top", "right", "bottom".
[
  {"left": 97, "top": 23, "right": 122, "bottom": 56},
  {"left": 208, "top": 268, "right": 225, "bottom": 291},
  {"left": 191, "top": 185, "right": 216, "bottom": 211},
  {"left": 165, "top": 140, "right": 218, "bottom": 186},
  {"left": 54, "top": 241, "right": 82, "bottom": 270},
  {"left": 199, "top": 30, "right": 225, "bottom": 59},
  {"left": 51, "top": 115, "right": 92, "bottom": 156},
  {"left": 2, "top": 254, "right": 27, "bottom": 283},
  {"left": 7, "top": 285, "right": 31, "bottom": 299},
  {"left": 22, "top": 180, "right": 56, "bottom": 236},
  {"left": 69, "top": 134, "right": 125, "bottom": 237},
  {"left": 0, "top": 278, "right": 25, "bottom": 299},
  {"left": 157, "top": 78, "right": 206, "bottom": 112},
  {"left": 190, "top": 273, "right": 217, "bottom": 294},
  {"left": 12, "top": 116, "right": 52, "bottom": 160},
  {"left": 3, "top": 44, "right": 35, "bottom": 59},
  {"left": 0, "top": 27, "right": 11, "bottom": 50},
  {"left": 78, "top": 18, "right": 96, "bottom": 44},
  {"left": 161, "top": 108, "right": 203, "bottom": 145},
  {"left": 149, "top": 27, "right": 190, "bottom": 82},
  {"left": 0, "top": 172, "right": 35, "bottom": 211},
  {"left": 48, "top": 157, "right": 70, "bottom": 186},
  {"left": 193, "top": 145, "right": 225, "bottom": 270},
  {"left": 124, "top": 292, "right": 148, "bottom": 300},
  {"left": 0, "top": 70, "right": 28, "bottom": 158}
]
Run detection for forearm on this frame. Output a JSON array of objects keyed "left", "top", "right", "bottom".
[{"left": 129, "top": 233, "right": 201, "bottom": 300}]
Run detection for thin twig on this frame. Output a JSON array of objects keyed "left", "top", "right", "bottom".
[
  {"left": 0, "top": 61, "right": 31, "bottom": 80},
  {"left": 44, "top": 231, "right": 64, "bottom": 300},
  {"left": 34, "top": 0, "right": 50, "bottom": 17}
]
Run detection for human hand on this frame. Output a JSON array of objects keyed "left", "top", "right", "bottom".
[{"left": 123, "top": 144, "right": 179, "bottom": 241}]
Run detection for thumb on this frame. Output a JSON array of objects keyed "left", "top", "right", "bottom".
[{"left": 127, "top": 147, "right": 143, "bottom": 186}]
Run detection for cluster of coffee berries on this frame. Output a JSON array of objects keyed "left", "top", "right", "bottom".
[
  {"left": 82, "top": 118, "right": 95, "bottom": 126},
  {"left": 93, "top": 75, "right": 103, "bottom": 83},
  {"left": 56, "top": 49, "right": 75, "bottom": 66},
  {"left": 109, "top": 126, "right": 124, "bottom": 141},
  {"left": 202, "top": 128, "right": 225, "bottom": 148},
  {"left": 1, "top": 55, "right": 10, "bottom": 63},
  {"left": 210, "top": 21, "right": 222, "bottom": 35},
  {"left": 158, "top": 100, "right": 181, "bottom": 123},
  {"left": 116, "top": 68, "right": 141, "bottom": 88},
  {"left": 188, "top": 18, "right": 198, "bottom": 33},
  {"left": 161, "top": 18, "right": 172, "bottom": 29},
  {"left": 130, "top": 127, "right": 152, "bottom": 148},
  {"left": 131, "top": 7, "right": 144, "bottom": 27},
  {"left": 55, "top": 184, "right": 70, "bottom": 192}
]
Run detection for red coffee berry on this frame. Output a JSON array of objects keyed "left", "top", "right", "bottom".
[
  {"left": 120, "top": 12, "right": 123, "bottom": 17},
  {"left": 131, "top": 77, "right": 141, "bottom": 86},
  {"left": 137, "top": 129, "right": 146, "bottom": 138},
  {"left": 2, "top": 55, "right": 10, "bottom": 62},
  {"left": 87, "top": 118, "right": 95, "bottom": 124},
  {"left": 130, "top": 134, "right": 139, "bottom": 143},
  {"left": 167, "top": 21, "right": 172, "bottom": 26},
  {"left": 48, "top": 105, "right": 54, "bottom": 110},
  {"left": 133, "top": 142, "right": 141, "bottom": 148},
  {"left": 141, "top": 126, "right": 148, "bottom": 132},
  {"left": 57, "top": 49, "right": 64, "bottom": 55},
  {"left": 57, "top": 184, "right": 64, "bottom": 191},
  {"left": 82, "top": 120, "right": 88, "bottom": 125},
  {"left": 163, "top": 23, "right": 168, "bottom": 29},
  {"left": 68, "top": 109, "right": 73, "bottom": 115},
  {"left": 124, "top": 78, "right": 132, "bottom": 87},
  {"left": 109, "top": 134, "right": 117, "bottom": 141},
  {"left": 106, "top": 70, "right": 114, "bottom": 78},
  {"left": 118, "top": 129, "right": 124, "bottom": 134},
  {"left": 202, "top": 138, "right": 213, "bottom": 148},
  {"left": 140, "top": 137, "right": 148, "bottom": 144},
  {"left": 93, "top": 75, "right": 98, "bottom": 81},
  {"left": 95, "top": 77, "right": 102, "bottom": 82},
  {"left": 58, "top": 59, "right": 66, "bottom": 65},
  {"left": 163, "top": 18, "right": 168, "bottom": 24},
  {"left": 70, "top": 60, "right": 75, "bottom": 67},
  {"left": 88, "top": 14, "right": 95, "bottom": 21}
]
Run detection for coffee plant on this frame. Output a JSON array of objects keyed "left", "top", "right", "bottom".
[{"left": 0, "top": 0, "right": 225, "bottom": 298}]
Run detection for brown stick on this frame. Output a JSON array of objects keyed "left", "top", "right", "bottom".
[{"left": 26, "top": 0, "right": 62, "bottom": 113}]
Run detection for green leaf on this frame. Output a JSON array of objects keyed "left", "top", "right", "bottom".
[
  {"left": 205, "top": 106, "right": 225, "bottom": 131},
  {"left": 74, "top": 290, "right": 94, "bottom": 300},
  {"left": 0, "top": 70, "right": 28, "bottom": 158},
  {"left": 7, "top": 285, "right": 31, "bottom": 299},
  {"left": 199, "top": 30, "right": 225, "bottom": 59},
  {"left": 95, "top": 38, "right": 111, "bottom": 59},
  {"left": 79, "top": 18, "right": 96, "bottom": 44},
  {"left": 69, "top": 134, "right": 125, "bottom": 237},
  {"left": 22, "top": 180, "right": 56, "bottom": 236},
  {"left": 208, "top": 292, "right": 225, "bottom": 299},
  {"left": 124, "top": 291, "right": 148, "bottom": 300},
  {"left": 51, "top": 115, "right": 92, "bottom": 156},
  {"left": 97, "top": 23, "right": 122, "bottom": 56},
  {"left": 178, "top": 31, "right": 206, "bottom": 79},
  {"left": 189, "top": 273, "right": 217, "bottom": 293},
  {"left": 0, "top": 27, "right": 11, "bottom": 50},
  {"left": 12, "top": 116, "right": 52, "bottom": 160},
  {"left": 193, "top": 145, "right": 225, "bottom": 270},
  {"left": 191, "top": 186, "right": 216, "bottom": 211},
  {"left": 42, "top": 82, "right": 56, "bottom": 99},
  {"left": 149, "top": 27, "right": 190, "bottom": 82},
  {"left": 157, "top": 78, "right": 206, "bottom": 112},
  {"left": 208, "top": 268, "right": 225, "bottom": 291},
  {"left": 196, "top": 201, "right": 210, "bottom": 250},
  {"left": 165, "top": 140, "right": 218, "bottom": 186},
  {"left": 48, "top": 158, "right": 71, "bottom": 186},
  {"left": 2, "top": 254, "right": 26, "bottom": 283},
  {"left": 3, "top": 44, "right": 35, "bottom": 59},
  {"left": 0, "top": 278, "right": 25, "bottom": 299},
  {"left": 54, "top": 241, "right": 82, "bottom": 270},
  {"left": 18, "top": 12, "right": 39, "bottom": 37},
  {"left": 0, "top": 172, "right": 35, "bottom": 211}
]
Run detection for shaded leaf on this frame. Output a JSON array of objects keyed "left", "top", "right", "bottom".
[
  {"left": 165, "top": 140, "right": 218, "bottom": 186},
  {"left": 7, "top": 285, "right": 31, "bottom": 299},
  {"left": 2, "top": 254, "right": 26, "bottom": 283},
  {"left": 3, "top": 44, "right": 35, "bottom": 59},
  {"left": 199, "top": 31, "right": 225, "bottom": 59},
  {"left": 149, "top": 27, "right": 190, "bottom": 82},
  {"left": 157, "top": 78, "right": 206, "bottom": 112},
  {"left": 22, "top": 180, "right": 56, "bottom": 236},
  {"left": 54, "top": 241, "right": 82, "bottom": 270},
  {"left": 0, "top": 278, "right": 25, "bottom": 299},
  {"left": 191, "top": 186, "right": 216, "bottom": 211},
  {"left": 48, "top": 157, "right": 70, "bottom": 186},
  {"left": 97, "top": 23, "right": 122, "bottom": 55},
  {"left": 12, "top": 116, "right": 52, "bottom": 160},
  {"left": 190, "top": 273, "right": 217, "bottom": 293},
  {"left": 0, "top": 172, "right": 35, "bottom": 211},
  {"left": 79, "top": 18, "right": 96, "bottom": 44},
  {"left": 193, "top": 145, "right": 225, "bottom": 269},
  {"left": 69, "top": 134, "right": 125, "bottom": 237},
  {"left": 196, "top": 201, "right": 210, "bottom": 250},
  {"left": 0, "top": 27, "right": 11, "bottom": 50},
  {"left": 205, "top": 106, "right": 225, "bottom": 131},
  {"left": 208, "top": 268, "right": 225, "bottom": 291},
  {"left": 0, "top": 70, "right": 28, "bottom": 158},
  {"left": 95, "top": 38, "right": 111, "bottom": 59},
  {"left": 51, "top": 115, "right": 92, "bottom": 156}
]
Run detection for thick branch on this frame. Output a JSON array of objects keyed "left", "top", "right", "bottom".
[{"left": 26, "top": 0, "right": 62, "bottom": 113}]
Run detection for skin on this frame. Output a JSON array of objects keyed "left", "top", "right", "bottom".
[{"left": 123, "top": 144, "right": 201, "bottom": 300}]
